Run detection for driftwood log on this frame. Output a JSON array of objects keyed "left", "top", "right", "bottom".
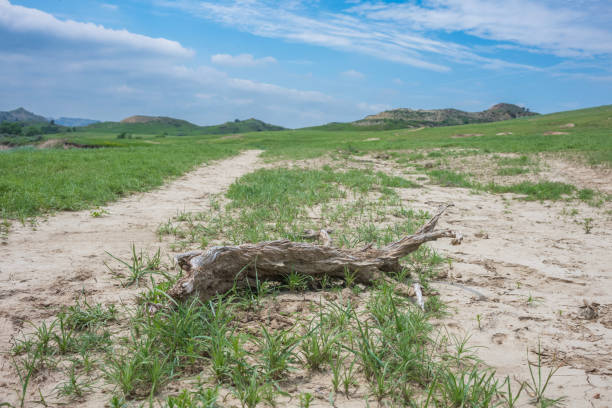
[{"left": 168, "top": 204, "right": 462, "bottom": 302}]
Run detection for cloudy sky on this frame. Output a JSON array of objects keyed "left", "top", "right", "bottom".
[{"left": 1, "top": 0, "right": 611, "bottom": 127}]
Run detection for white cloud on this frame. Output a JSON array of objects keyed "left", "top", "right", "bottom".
[
  {"left": 171, "top": 65, "right": 333, "bottom": 104},
  {"left": 158, "top": 0, "right": 452, "bottom": 71},
  {"left": 341, "top": 69, "right": 365, "bottom": 79},
  {"left": 0, "top": 0, "right": 193, "bottom": 57},
  {"left": 211, "top": 53, "right": 277, "bottom": 67},
  {"left": 101, "top": 3, "right": 118, "bottom": 11},
  {"left": 392, "top": 78, "right": 403, "bottom": 85},
  {"left": 350, "top": 0, "right": 612, "bottom": 57},
  {"left": 159, "top": 0, "right": 612, "bottom": 73}
]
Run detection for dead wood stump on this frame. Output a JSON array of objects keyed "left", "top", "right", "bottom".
[{"left": 168, "top": 204, "right": 461, "bottom": 301}]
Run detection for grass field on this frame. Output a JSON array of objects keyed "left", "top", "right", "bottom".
[{"left": 1, "top": 105, "right": 611, "bottom": 219}]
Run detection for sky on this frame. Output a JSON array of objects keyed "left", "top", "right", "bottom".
[{"left": 1, "top": 0, "right": 611, "bottom": 128}]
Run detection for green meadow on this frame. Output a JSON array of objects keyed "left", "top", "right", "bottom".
[{"left": 1, "top": 104, "right": 610, "bottom": 219}]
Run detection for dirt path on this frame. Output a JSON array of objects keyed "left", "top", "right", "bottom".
[{"left": 0, "top": 150, "right": 263, "bottom": 402}]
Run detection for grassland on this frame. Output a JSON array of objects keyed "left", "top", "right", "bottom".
[
  {"left": 1, "top": 104, "right": 610, "bottom": 220},
  {"left": 225, "top": 105, "right": 611, "bottom": 163}
]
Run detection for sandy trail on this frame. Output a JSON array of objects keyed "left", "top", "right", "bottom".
[{"left": 0, "top": 150, "right": 263, "bottom": 401}]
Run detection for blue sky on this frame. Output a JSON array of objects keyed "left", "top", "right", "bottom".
[{"left": 1, "top": 0, "right": 611, "bottom": 128}]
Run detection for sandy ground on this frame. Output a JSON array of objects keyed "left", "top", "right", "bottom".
[
  {"left": 409, "top": 186, "right": 612, "bottom": 408},
  {"left": 0, "top": 150, "right": 264, "bottom": 406},
  {"left": 1, "top": 149, "right": 610, "bottom": 407}
]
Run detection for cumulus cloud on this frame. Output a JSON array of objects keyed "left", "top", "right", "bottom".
[
  {"left": 341, "top": 69, "right": 365, "bottom": 79},
  {"left": 0, "top": 0, "right": 193, "bottom": 57},
  {"left": 211, "top": 53, "right": 277, "bottom": 67}
]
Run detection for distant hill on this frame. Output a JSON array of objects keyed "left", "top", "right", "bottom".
[
  {"left": 0, "top": 107, "right": 48, "bottom": 123},
  {"left": 54, "top": 117, "right": 100, "bottom": 127},
  {"left": 311, "top": 103, "right": 538, "bottom": 131},
  {"left": 82, "top": 115, "right": 285, "bottom": 135},
  {"left": 199, "top": 118, "right": 285, "bottom": 135}
]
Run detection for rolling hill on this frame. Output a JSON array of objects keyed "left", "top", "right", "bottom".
[
  {"left": 82, "top": 116, "right": 285, "bottom": 135},
  {"left": 0, "top": 107, "right": 48, "bottom": 123},
  {"left": 310, "top": 103, "right": 537, "bottom": 131}
]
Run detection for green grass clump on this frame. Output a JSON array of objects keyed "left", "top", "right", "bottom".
[
  {"left": 487, "top": 181, "right": 575, "bottom": 201},
  {"left": 427, "top": 169, "right": 474, "bottom": 188},
  {"left": 497, "top": 166, "right": 530, "bottom": 176}
]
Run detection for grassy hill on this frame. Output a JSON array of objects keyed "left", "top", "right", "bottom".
[
  {"left": 82, "top": 116, "right": 285, "bottom": 136},
  {"left": 0, "top": 107, "right": 49, "bottom": 123},
  {"left": 310, "top": 103, "right": 537, "bottom": 131}
]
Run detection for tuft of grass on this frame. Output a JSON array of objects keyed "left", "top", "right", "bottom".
[
  {"left": 497, "top": 166, "right": 530, "bottom": 176},
  {"left": 106, "top": 244, "right": 162, "bottom": 287},
  {"left": 62, "top": 297, "right": 117, "bottom": 331},
  {"left": 255, "top": 326, "right": 299, "bottom": 379},
  {"left": 427, "top": 169, "right": 473, "bottom": 188},
  {"left": 164, "top": 387, "right": 218, "bottom": 408},
  {"left": 525, "top": 342, "right": 565, "bottom": 407},
  {"left": 300, "top": 316, "right": 341, "bottom": 371},
  {"left": 487, "top": 181, "right": 575, "bottom": 201},
  {"left": 582, "top": 217, "right": 594, "bottom": 233}
]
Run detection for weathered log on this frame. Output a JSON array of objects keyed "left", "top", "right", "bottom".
[{"left": 168, "top": 204, "right": 461, "bottom": 301}]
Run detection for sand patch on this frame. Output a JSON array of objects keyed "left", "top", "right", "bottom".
[
  {"left": 450, "top": 133, "right": 484, "bottom": 138},
  {"left": 37, "top": 138, "right": 66, "bottom": 149},
  {"left": 496, "top": 131, "right": 513, "bottom": 135},
  {"left": 559, "top": 123, "right": 576, "bottom": 128},
  {"left": 544, "top": 131, "right": 569, "bottom": 135},
  {"left": 220, "top": 133, "right": 243, "bottom": 140},
  {"left": 364, "top": 137, "right": 380, "bottom": 142}
]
